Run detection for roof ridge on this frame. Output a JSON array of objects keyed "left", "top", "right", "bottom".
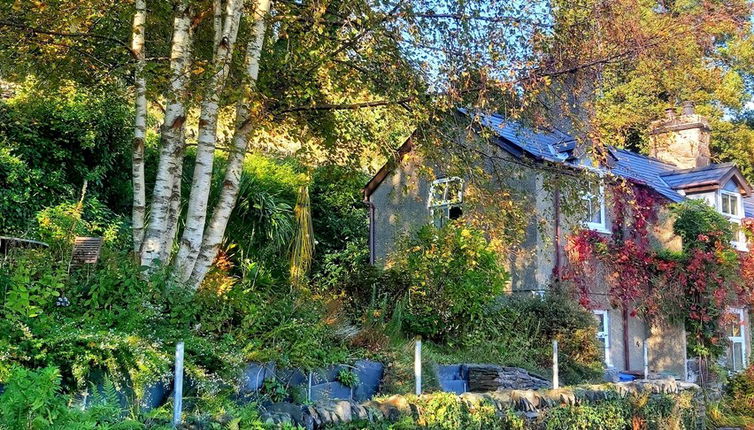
[{"left": 660, "top": 162, "right": 736, "bottom": 176}]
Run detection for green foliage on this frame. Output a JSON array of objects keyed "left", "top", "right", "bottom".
[
  {"left": 0, "top": 366, "right": 143, "bottom": 429},
  {"left": 310, "top": 165, "right": 369, "bottom": 261},
  {"left": 425, "top": 292, "right": 603, "bottom": 385},
  {"left": 1, "top": 250, "right": 66, "bottom": 319},
  {"left": 715, "top": 364, "right": 754, "bottom": 425},
  {"left": 261, "top": 378, "right": 289, "bottom": 403},
  {"left": 336, "top": 369, "right": 359, "bottom": 389},
  {"left": 384, "top": 223, "right": 508, "bottom": 342},
  {"left": 214, "top": 153, "right": 305, "bottom": 271},
  {"left": 670, "top": 199, "right": 734, "bottom": 250},
  {"left": 541, "top": 392, "right": 696, "bottom": 430},
  {"left": 412, "top": 392, "right": 525, "bottom": 430},
  {"left": 543, "top": 399, "right": 628, "bottom": 430},
  {"left": 0, "top": 81, "right": 136, "bottom": 234}
]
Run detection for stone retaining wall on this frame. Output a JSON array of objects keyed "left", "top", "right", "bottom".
[{"left": 258, "top": 379, "right": 701, "bottom": 429}]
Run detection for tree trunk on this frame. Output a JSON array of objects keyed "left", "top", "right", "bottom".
[
  {"left": 174, "top": 0, "right": 244, "bottom": 282},
  {"left": 188, "top": 0, "right": 271, "bottom": 288},
  {"left": 140, "top": 0, "right": 194, "bottom": 268},
  {"left": 131, "top": 0, "right": 147, "bottom": 254}
]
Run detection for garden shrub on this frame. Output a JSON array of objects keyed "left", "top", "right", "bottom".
[
  {"left": 712, "top": 363, "right": 754, "bottom": 426},
  {"left": 542, "top": 399, "right": 629, "bottom": 430},
  {"left": 671, "top": 198, "right": 734, "bottom": 250},
  {"left": 384, "top": 223, "right": 508, "bottom": 342},
  {"left": 0, "top": 80, "right": 136, "bottom": 234},
  {"left": 0, "top": 366, "right": 144, "bottom": 429},
  {"left": 422, "top": 291, "right": 603, "bottom": 385},
  {"left": 412, "top": 392, "right": 525, "bottom": 430}
]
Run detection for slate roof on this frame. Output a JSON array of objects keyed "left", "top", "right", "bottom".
[
  {"left": 473, "top": 112, "right": 754, "bottom": 217},
  {"left": 660, "top": 163, "right": 737, "bottom": 189}
]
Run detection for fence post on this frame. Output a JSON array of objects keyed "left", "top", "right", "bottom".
[
  {"left": 552, "top": 339, "right": 559, "bottom": 389},
  {"left": 172, "top": 341, "right": 184, "bottom": 428},
  {"left": 643, "top": 339, "right": 649, "bottom": 380},
  {"left": 414, "top": 337, "right": 422, "bottom": 395}
]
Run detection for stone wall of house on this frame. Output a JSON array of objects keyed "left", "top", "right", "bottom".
[{"left": 368, "top": 134, "right": 690, "bottom": 376}]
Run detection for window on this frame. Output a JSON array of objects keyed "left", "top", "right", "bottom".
[
  {"left": 721, "top": 191, "right": 740, "bottom": 217},
  {"left": 429, "top": 177, "right": 464, "bottom": 227},
  {"left": 726, "top": 308, "right": 747, "bottom": 372},
  {"left": 593, "top": 310, "right": 611, "bottom": 367},
  {"left": 582, "top": 182, "right": 607, "bottom": 232},
  {"left": 719, "top": 191, "right": 747, "bottom": 251}
]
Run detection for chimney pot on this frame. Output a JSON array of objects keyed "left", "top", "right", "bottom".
[
  {"left": 665, "top": 107, "right": 677, "bottom": 120},
  {"left": 681, "top": 100, "right": 695, "bottom": 116}
]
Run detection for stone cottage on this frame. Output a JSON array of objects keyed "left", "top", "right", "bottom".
[{"left": 363, "top": 103, "right": 754, "bottom": 380}]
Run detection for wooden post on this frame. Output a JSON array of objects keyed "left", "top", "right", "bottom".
[
  {"left": 414, "top": 337, "right": 422, "bottom": 395},
  {"left": 552, "top": 340, "right": 559, "bottom": 389},
  {"left": 172, "top": 341, "right": 184, "bottom": 428}
]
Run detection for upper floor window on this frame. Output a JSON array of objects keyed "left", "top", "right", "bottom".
[
  {"left": 721, "top": 191, "right": 741, "bottom": 218},
  {"left": 429, "top": 177, "right": 464, "bottom": 227},
  {"left": 719, "top": 191, "right": 747, "bottom": 251},
  {"left": 582, "top": 182, "right": 607, "bottom": 233}
]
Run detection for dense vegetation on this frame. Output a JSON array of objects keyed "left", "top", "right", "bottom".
[{"left": 2, "top": 0, "right": 754, "bottom": 428}]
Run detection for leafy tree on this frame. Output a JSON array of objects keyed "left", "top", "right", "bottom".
[
  {"left": 0, "top": 81, "right": 134, "bottom": 234},
  {"left": 385, "top": 223, "right": 509, "bottom": 342},
  {"left": 551, "top": 0, "right": 754, "bottom": 179}
]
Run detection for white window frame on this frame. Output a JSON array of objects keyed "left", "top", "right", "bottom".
[
  {"left": 428, "top": 177, "right": 464, "bottom": 227},
  {"left": 718, "top": 190, "right": 748, "bottom": 251},
  {"left": 720, "top": 190, "right": 741, "bottom": 218},
  {"left": 582, "top": 182, "right": 609, "bottom": 233},
  {"left": 593, "top": 310, "right": 612, "bottom": 367},
  {"left": 727, "top": 307, "right": 747, "bottom": 372}
]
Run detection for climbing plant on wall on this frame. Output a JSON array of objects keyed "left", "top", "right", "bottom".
[{"left": 560, "top": 182, "right": 754, "bottom": 359}]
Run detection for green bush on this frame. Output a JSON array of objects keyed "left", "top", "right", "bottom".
[
  {"left": 0, "top": 81, "right": 136, "bottom": 234},
  {"left": 384, "top": 223, "right": 508, "bottom": 342},
  {"left": 0, "top": 366, "right": 145, "bottom": 429},
  {"left": 718, "top": 363, "right": 754, "bottom": 420},
  {"left": 543, "top": 399, "right": 628, "bottom": 430},
  {"left": 423, "top": 291, "right": 603, "bottom": 385},
  {"left": 671, "top": 199, "right": 734, "bottom": 250}
]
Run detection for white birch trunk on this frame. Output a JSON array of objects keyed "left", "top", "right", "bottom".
[
  {"left": 140, "top": 0, "right": 194, "bottom": 268},
  {"left": 174, "top": 0, "right": 244, "bottom": 282},
  {"left": 131, "top": 0, "right": 147, "bottom": 254},
  {"left": 213, "top": 0, "right": 223, "bottom": 59},
  {"left": 162, "top": 148, "right": 184, "bottom": 262},
  {"left": 187, "top": 0, "right": 271, "bottom": 288}
]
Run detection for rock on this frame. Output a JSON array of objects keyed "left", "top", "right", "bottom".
[
  {"left": 265, "top": 402, "right": 306, "bottom": 425},
  {"left": 239, "top": 363, "right": 275, "bottom": 394},
  {"left": 310, "top": 381, "right": 352, "bottom": 402},
  {"left": 467, "top": 365, "right": 551, "bottom": 392},
  {"left": 353, "top": 360, "right": 384, "bottom": 402}
]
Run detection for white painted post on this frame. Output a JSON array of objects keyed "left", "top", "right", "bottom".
[
  {"left": 552, "top": 339, "right": 559, "bottom": 389},
  {"left": 414, "top": 337, "right": 422, "bottom": 395},
  {"left": 643, "top": 339, "right": 649, "bottom": 380},
  {"left": 172, "top": 341, "right": 184, "bottom": 428},
  {"left": 307, "top": 371, "right": 312, "bottom": 402}
]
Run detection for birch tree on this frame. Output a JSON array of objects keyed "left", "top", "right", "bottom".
[
  {"left": 188, "top": 0, "right": 272, "bottom": 287},
  {"left": 139, "top": 0, "right": 195, "bottom": 267},
  {"left": 174, "top": 0, "right": 245, "bottom": 282},
  {"left": 131, "top": 0, "right": 147, "bottom": 253},
  {"left": 5, "top": 0, "right": 751, "bottom": 290}
]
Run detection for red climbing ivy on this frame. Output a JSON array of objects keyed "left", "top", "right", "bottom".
[{"left": 560, "top": 181, "right": 754, "bottom": 359}]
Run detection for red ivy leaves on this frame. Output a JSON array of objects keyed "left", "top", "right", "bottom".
[{"left": 562, "top": 182, "right": 754, "bottom": 357}]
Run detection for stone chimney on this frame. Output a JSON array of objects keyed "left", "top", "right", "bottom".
[{"left": 648, "top": 101, "right": 711, "bottom": 169}]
